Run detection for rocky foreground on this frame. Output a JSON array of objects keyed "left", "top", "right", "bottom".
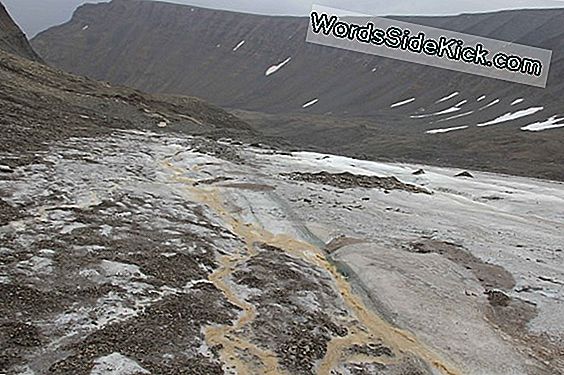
[{"left": 1, "top": 129, "right": 562, "bottom": 375}]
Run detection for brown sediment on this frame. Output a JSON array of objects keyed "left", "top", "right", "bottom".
[
  {"left": 163, "top": 159, "right": 460, "bottom": 375},
  {"left": 205, "top": 253, "right": 282, "bottom": 375},
  {"left": 324, "top": 235, "right": 367, "bottom": 254},
  {"left": 407, "top": 239, "right": 515, "bottom": 290},
  {"left": 165, "top": 160, "right": 284, "bottom": 374}
]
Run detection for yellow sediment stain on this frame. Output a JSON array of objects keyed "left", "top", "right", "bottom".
[
  {"left": 163, "top": 159, "right": 460, "bottom": 375},
  {"left": 204, "top": 253, "right": 282, "bottom": 375}
]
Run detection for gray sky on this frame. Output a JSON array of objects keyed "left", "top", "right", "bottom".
[{"left": 4, "top": 0, "right": 564, "bottom": 37}]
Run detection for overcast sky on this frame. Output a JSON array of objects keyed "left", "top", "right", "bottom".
[{"left": 4, "top": 0, "right": 564, "bottom": 37}]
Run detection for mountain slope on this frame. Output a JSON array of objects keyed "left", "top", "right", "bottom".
[
  {"left": 31, "top": 0, "right": 564, "bottom": 180},
  {"left": 32, "top": 0, "right": 564, "bottom": 117},
  {"left": 1, "top": 3, "right": 563, "bottom": 375},
  {"left": 0, "top": 2, "right": 257, "bottom": 158},
  {"left": 0, "top": 47, "right": 255, "bottom": 156},
  {"left": 0, "top": 2, "right": 41, "bottom": 61}
]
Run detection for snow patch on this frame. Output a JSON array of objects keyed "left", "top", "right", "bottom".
[
  {"left": 233, "top": 40, "right": 245, "bottom": 51},
  {"left": 436, "top": 92, "right": 459, "bottom": 103},
  {"left": 411, "top": 106, "right": 461, "bottom": 118},
  {"left": 265, "top": 57, "right": 291, "bottom": 76},
  {"left": 477, "top": 107, "right": 544, "bottom": 127},
  {"left": 390, "top": 98, "right": 415, "bottom": 108},
  {"left": 521, "top": 116, "right": 564, "bottom": 132},
  {"left": 426, "top": 126, "right": 469, "bottom": 134},
  {"left": 479, "top": 99, "right": 500, "bottom": 111},
  {"left": 91, "top": 353, "right": 150, "bottom": 375},
  {"left": 100, "top": 260, "right": 146, "bottom": 279},
  {"left": 302, "top": 98, "right": 319, "bottom": 108},
  {"left": 411, "top": 98, "right": 469, "bottom": 118},
  {"left": 436, "top": 111, "right": 474, "bottom": 123}
]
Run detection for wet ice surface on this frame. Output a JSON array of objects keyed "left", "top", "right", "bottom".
[
  {"left": 248, "top": 149, "right": 564, "bottom": 308},
  {"left": 234, "top": 149, "right": 564, "bottom": 374},
  {"left": 1, "top": 130, "right": 563, "bottom": 375}
]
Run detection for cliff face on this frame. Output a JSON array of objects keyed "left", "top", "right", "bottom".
[{"left": 0, "top": 2, "right": 42, "bottom": 61}]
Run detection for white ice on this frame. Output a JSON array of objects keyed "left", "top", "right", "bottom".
[
  {"left": 265, "top": 57, "right": 291, "bottom": 76},
  {"left": 477, "top": 107, "right": 544, "bottom": 127}
]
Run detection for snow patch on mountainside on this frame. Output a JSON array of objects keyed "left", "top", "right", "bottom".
[
  {"left": 436, "top": 92, "right": 459, "bottom": 103},
  {"left": 302, "top": 98, "right": 319, "bottom": 108},
  {"left": 426, "top": 125, "right": 469, "bottom": 134},
  {"left": 479, "top": 99, "right": 500, "bottom": 111},
  {"left": 521, "top": 115, "right": 564, "bottom": 131},
  {"left": 233, "top": 40, "right": 245, "bottom": 51},
  {"left": 265, "top": 57, "right": 291, "bottom": 76},
  {"left": 390, "top": 98, "right": 416, "bottom": 108},
  {"left": 411, "top": 106, "right": 461, "bottom": 118},
  {"left": 477, "top": 107, "right": 544, "bottom": 127}
]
